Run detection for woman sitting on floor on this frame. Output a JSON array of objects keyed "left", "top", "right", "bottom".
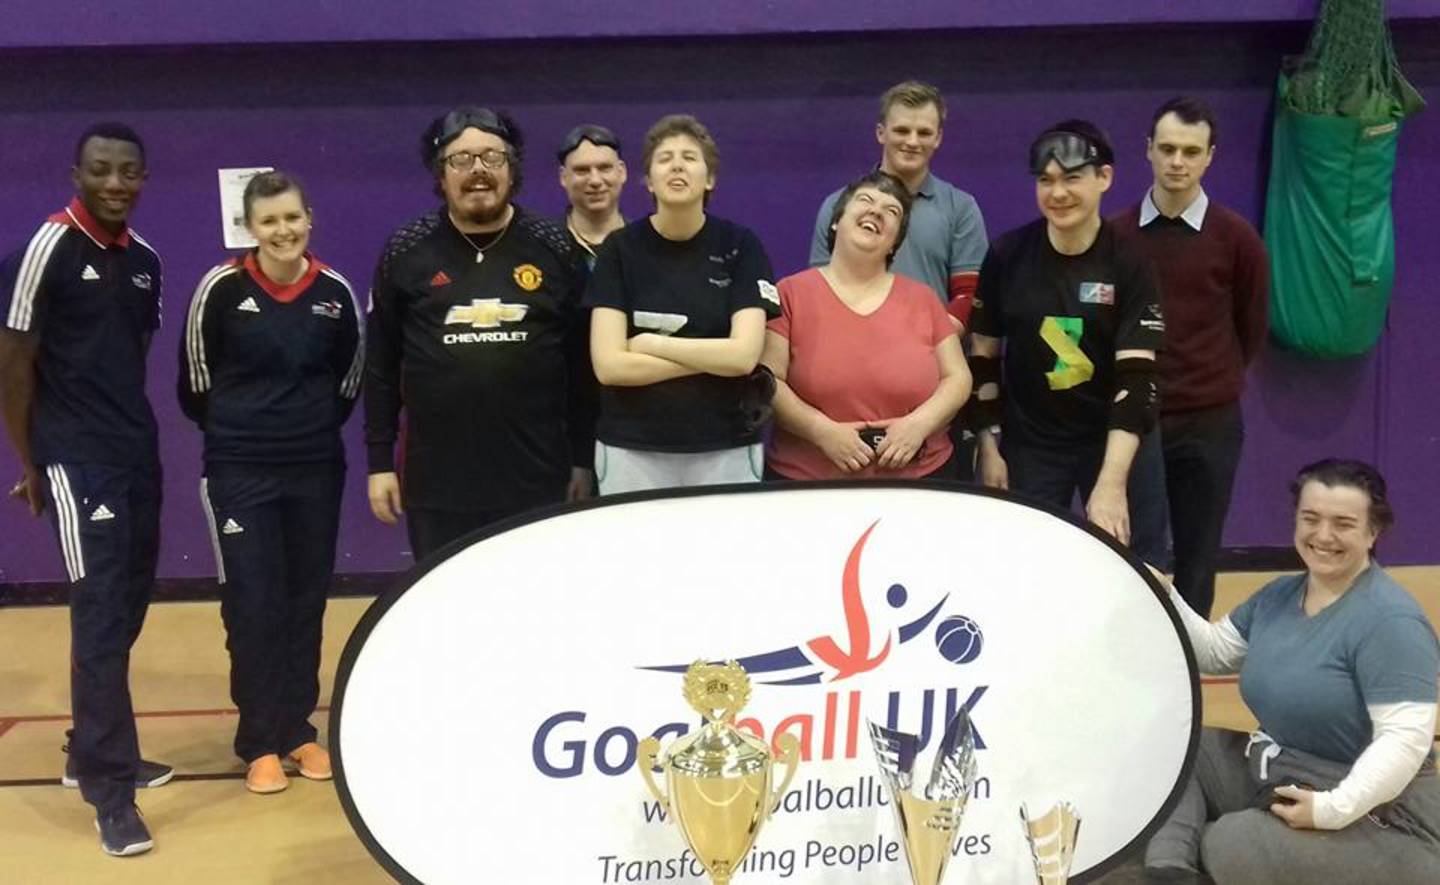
[{"left": 1145, "top": 458, "right": 1440, "bottom": 882}]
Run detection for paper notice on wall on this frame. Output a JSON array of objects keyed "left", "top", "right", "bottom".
[{"left": 218, "top": 167, "right": 273, "bottom": 249}]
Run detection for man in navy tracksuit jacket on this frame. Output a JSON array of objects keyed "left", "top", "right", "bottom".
[{"left": 0, "top": 123, "right": 170, "bottom": 856}]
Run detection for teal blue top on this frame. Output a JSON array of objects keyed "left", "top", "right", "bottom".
[{"left": 1232, "top": 565, "right": 1439, "bottom": 765}]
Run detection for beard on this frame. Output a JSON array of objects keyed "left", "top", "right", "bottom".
[
  {"left": 458, "top": 198, "right": 509, "bottom": 227},
  {"left": 450, "top": 176, "right": 513, "bottom": 228}
]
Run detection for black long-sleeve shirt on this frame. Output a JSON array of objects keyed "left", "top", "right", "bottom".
[
  {"left": 178, "top": 253, "right": 363, "bottom": 464},
  {"left": 364, "top": 207, "right": 595, "bottom": 513}
]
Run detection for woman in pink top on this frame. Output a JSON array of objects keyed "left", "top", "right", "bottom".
[{"left": 762, "top": 171, "right": 971, "bottom": 480}]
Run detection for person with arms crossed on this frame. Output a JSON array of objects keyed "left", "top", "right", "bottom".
[
  {"left": 1113, "top": 96, "right": 1269, "bottom": 617},
  {"left": 179, "top": 171, "right": 362, "bottom": 794},
  {"left": 0, "top": 123, "right": 171, "bottom": 856},
  {"left": 586, "top": 114, "right": 779, "bottom": 494},
  {"left": 365, "top": 107, "right": 594, "bottom": 560},
  {"left": 557, "top": 124, "right": 627, "bottom": 268},
  {"left": 969, "top": 120, "right": 1166, "bottom": 560}
]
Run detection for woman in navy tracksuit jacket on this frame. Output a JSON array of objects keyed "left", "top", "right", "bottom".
[{"left": 178, "top": 170, "right": 362, "bottom": 793}]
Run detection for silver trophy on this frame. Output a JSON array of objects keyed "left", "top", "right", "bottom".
[
  {"left": 1020, "top": 801, "right": 1081, "bottom": 884},
  {"left": 868, "top": 709, "right": 979, "bottom": 885}
]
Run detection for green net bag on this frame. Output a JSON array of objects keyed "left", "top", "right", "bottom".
[{"left": 1264, "top": 0, "right": 1424, "bottom": 358}]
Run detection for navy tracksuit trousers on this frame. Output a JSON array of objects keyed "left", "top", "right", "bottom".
[
  {"left": 201, "top": 461, "right": 343, "bottom": 763},
  {"left": 43, "top": 460, "right": 161, "bottom": 814}
]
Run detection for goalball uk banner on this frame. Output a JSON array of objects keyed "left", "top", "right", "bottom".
[{"left": 333, "top": 483, "right": 1198, "bottom": 884}]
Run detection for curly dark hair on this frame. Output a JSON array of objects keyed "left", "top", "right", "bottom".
[{"left": 421, "top": 106, "right": 524, "bottom": 198}]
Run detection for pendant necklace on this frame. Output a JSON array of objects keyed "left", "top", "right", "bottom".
[{"left": 458, "top": 215, "right": 513, "bottom": 264}]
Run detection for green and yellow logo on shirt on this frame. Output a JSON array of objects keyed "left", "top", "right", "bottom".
[{"left": 1040, "top": 316, "right": 1094, "bottom": 391}]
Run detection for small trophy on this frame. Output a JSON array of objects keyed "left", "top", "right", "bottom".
[
  {"left": 868, "top": 708, "right": 979, "bottom": 885},
  {"left": 637, "top": 661, "right": 800, "bottom": 884},
  {"left": 1020, "top": 801, "right": 1081, "bottom": 884}
]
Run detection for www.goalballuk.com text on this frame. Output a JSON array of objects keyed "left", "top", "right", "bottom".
[{"left": 597, "top": 774, "right": 993, "bottom": 882}]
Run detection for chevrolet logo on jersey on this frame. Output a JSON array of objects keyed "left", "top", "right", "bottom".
[
  {"left": 445, "top": 299, "right": 529, "bottom": 328},
  {"left": 443, "top": 298, "right": 530, "bottom": 344}
]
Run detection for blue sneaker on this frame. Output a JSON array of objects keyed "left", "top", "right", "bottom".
[
  {"left": 95, "top": 805, "right": 154, "bottom": 857},
  {"left": 62, "top": 741, "right": 174, "bottom": 789}
]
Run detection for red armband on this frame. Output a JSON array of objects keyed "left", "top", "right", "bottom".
[{"left": 946, "top": 271, "right": 979, "bottom": 327}]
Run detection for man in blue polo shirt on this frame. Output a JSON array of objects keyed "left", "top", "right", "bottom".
[
  {"left": 810, "top": 80, "right": 989, "bottom": 478},
  {"left": 810, "top": 80, "right": 989, "bottom": 322},
  {"left": 0, "top": 122, "right": 171, "bottom": 857}
]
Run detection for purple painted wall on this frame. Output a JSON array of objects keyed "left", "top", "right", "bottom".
[
  {"left": 1, "top": 15, "right": 1438, "bottom": 582},
  {"left": 3, "top": 1, "right": 1437, "bottom": 49}
]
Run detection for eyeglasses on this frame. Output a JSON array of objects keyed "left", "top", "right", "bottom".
[
  {"left": 443, "top": 149, "right": 509, "bottom": 173},
  {"left": 1028, "top": 131, "right": 1106, "bottom": 176},
  {"left": 556, "top": 124, "right": 622, "bottom": 164}
]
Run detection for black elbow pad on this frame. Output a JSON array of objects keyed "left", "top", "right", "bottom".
[
  {"left": 1109, "top": 357, "right": 1159, "bottom": 435},
  {"left": 967, "top": 353, "right": 1003, "bottom": 431}
]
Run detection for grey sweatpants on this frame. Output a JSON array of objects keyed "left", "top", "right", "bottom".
[
  {"left": 1146, "top": 728, "right": 1440, "bottom": 883},
  {"left": 595, "top": 441, "right": 763, "bottom": 495}
]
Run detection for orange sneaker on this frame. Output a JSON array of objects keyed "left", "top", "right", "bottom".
[
  {"left": 245, "top": 754, "right": 289, "bottom": 794},
  {"left": 287, "top": 743, "right": 332, "bottom": 781}
]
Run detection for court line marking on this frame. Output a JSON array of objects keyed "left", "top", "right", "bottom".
[
  {"left": 0, "top": 704, "right": 330, "bottom": 726},
  {"left": 0, "top": 706, "right": 333, "bottom": 785},
  {"left": 0, "top": 771, "right": 251, "bottom": 789}
]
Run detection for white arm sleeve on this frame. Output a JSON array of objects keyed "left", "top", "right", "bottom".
[
  {"left": 1165, "top": 582, "right": 1247, "bottom": 675},
  {"left": 1310, "top": 701, "right": 1437, "bottom": 830}
]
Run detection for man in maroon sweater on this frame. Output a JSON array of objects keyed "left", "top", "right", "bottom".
[{"left": 1114, "top": 97, "right": 1269, "bottom": 617}]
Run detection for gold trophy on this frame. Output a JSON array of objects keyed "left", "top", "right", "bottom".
[
  {"left": 637, "top": 661, "right": 801, "bottom": 884},
  {"left": 1020, "top": 801, "right": 1081, "bottom": 884},
  {"left": 868, "top": 707, "right": 979, "bottom": 885}
]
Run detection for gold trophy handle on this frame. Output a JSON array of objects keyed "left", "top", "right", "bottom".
[
  {"left": 636, "top": 737, "right": 669, "bottom": 812},
  {"left": 768, "top": 733, "right": 802, "bottom": 813}
]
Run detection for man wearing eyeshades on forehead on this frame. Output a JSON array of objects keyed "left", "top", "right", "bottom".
[
  {"left": 364, "top": 106, "right": 596, "bottom": 560},
  {"left": 556, "top": 124, "right": 628, "bottom": 269},
  {"left": 967, "top": 120, "right": 1166, "bottom": 561}
]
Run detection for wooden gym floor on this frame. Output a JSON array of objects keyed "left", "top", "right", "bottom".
[{"left": 2, "top": 568, "right": 1437, "bottom": 884}]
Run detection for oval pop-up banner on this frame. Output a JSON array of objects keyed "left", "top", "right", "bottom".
[{"left": 333, "top": 483, "right": 1198, "bottom": 884}]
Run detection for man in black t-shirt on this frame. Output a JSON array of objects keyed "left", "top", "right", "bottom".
[
  {"left": 969, "top": 120, "right": 1166, "bottom": 559},
  {"left": 364, "top": 107, "right": 595, "bottom": 560}
]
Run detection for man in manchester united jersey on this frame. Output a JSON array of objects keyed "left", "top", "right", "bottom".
[{"left": 365, "top": 106, "right": 595, "bottom": 560}]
